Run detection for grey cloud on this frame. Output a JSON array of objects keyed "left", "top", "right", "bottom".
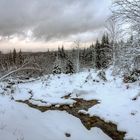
[{"left": 0, "top": 0, "right": 111, "bottom": 41}]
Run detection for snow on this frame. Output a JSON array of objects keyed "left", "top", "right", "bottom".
[
  {"left": 0, "top": 68, "right": 140, "bottom": 139},
  {"left": 88, "top": 89, "right": 140, "bottom": 140},
  {"left": 13, "top": 71, "right": 99, "bottom": 102},
  {"left": 0, "top": 96, "right": 111, "bottom": 140}
]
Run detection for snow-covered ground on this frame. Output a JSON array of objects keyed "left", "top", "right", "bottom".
[
  {"left": 0, "top": 68, "right": 140, "bottom": 140},
  {"left": 0, "top": 96, "right": 111, "bottom": 140}
]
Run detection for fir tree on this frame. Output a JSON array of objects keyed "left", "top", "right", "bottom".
[
  {"left": 65, "top": 59, "right": 74, "bottom": 74},
  {"left": 95, "top": 34, "right": 111, "bottom": 69},
  {"left": 95, "top": 39, "right": 101, "bottom": 69},
  {"left": 18, "top": 49, "right": 23, "bottom": 65},
  {"left": 13, "top": 48, "right": 17, "bottom": 65},
  {"left": 58, "top": 46, "right": 66, "bottom": 59},
  {"left": 52, "top": 57, "right": 62, "bottom": 74},
  {"left": 8, "top": 51, "right": 13, "bottom": 65},
  {"left": 61, "top": 45, "right": 66, "bottom": 58},
  {"left": 100, "top": 34, "right": 109, "bottom": 68}
]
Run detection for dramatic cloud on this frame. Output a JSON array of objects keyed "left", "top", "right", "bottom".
[
  {"left": 0, "top": 0, "right": 111, "bottom": 51},
  {"left": 0, "top": 0, "right": 111, "bottom": 39}
]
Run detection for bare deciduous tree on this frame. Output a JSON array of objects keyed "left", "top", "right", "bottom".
[
  {"left": 107, "top": 0, "right": 140, "bottom": 75},
  {"left": 105, "top": 16, "right": 122, "bottom": 73},
  {"left": 112, "top": 0, "right": 140, "bottom": 36},
  {"left": 74, "top": 40, "right": 80, "bottom": 72}
]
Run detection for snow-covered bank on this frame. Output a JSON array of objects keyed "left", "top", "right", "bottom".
[
  {"left": 0, "top": 68, "right": 140, "bottom": 140},
  {"left": 0, "top": 96, "right": 111, "bottom": 140}
]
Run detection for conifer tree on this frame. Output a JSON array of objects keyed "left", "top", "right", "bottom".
[
  {"left": 13, "top": 48, "right": 17, "bottom": 65},
  {"left": 65, "top": 59, "right": 74, "bottom": 74},
  {"left": 95, "top": 39, "right": 101, "bottom": 69},
  {"left": 18, "top": 49, "right": 23, "bottom": 65},
  {"left": 100, "top": 34, "right": 110, "bottom": 68},
  {"left": 52, "top": 56, "right": 62, "bottom": 74},
  {"left": 8, "top": 51, "right": 13, "bottom": 65}
]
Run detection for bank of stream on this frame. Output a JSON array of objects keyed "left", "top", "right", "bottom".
[{"left": 16, "top": 97, "right": 126, "bottom": 140}]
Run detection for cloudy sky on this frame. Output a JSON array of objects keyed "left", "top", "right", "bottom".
[{"left": 0, "top": 0, "right": 112, "bottom": 52}]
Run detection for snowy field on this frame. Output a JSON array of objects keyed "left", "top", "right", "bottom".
[{"left": 0, "top": 68, "right": 140, "bottom": 140}]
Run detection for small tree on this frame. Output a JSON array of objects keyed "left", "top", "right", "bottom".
[
  {"left": 52, "top": 56, "right": 62, "bottom": 74},
  {"left": 58, "top": 46, "right": 66, "bottom": 59},
  {"left": 100, "top": 34, "right": 111, "bottom": 68},
  {"left": 65, "top": 59, "right": 74, "bottom": 74},
  {"left": 13, "top": 48, "right": 17, "bottom": 65},
  {"left": 95, "top": 39, "right": 101, "bottom": 69},
  {"left": 8, "top": 51, "right": 13, "bottom": 66},
  {"left": 18, "top": 49, "right": 24, "bottom": 66}
]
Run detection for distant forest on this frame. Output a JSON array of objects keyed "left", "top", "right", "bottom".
[{"left": 0, "top": 33, "right": 139, "bottom": 81}]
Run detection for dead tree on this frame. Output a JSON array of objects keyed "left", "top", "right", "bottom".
[{"left": 0, "top": 60, "right": 43, "bottom": 81}]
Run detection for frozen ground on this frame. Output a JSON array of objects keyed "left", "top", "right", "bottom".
[
  {"left": 0, "top": 96, "right": 111, "bottom": 140},
  {"left": 0, "top": 68, "right": 140, "bottom": 140}
]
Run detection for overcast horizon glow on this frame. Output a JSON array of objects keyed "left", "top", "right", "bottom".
[{"left": 0, "top": 0, "right": 111, "bottom": 52}]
